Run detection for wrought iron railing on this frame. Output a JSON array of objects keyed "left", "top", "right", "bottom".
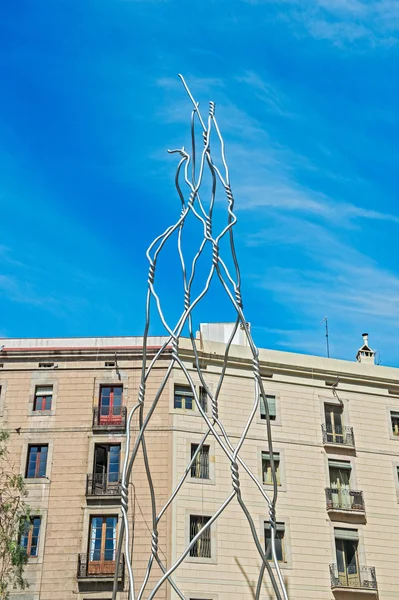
[
  {"left": 92, "top": 406, "right": 126, "bottom": 430},
  {"left": 77, "top": 552, "right": 125, "bottom": 579},
  {"left": 86, "top": 473, "right": 122, "bottom": 497},
  {"left": 329, "top": 564, "right": 377, "bottom": 590},
  {"left": 321, "top": 424, "right": 355, "bottom": 447},
  {"left": 325, "top": 488, "right": 365, "bottom": 512}
]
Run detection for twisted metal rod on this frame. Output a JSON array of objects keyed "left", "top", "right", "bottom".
[{"left": 112, "top": 76, "right": 289, "bottom": 600}]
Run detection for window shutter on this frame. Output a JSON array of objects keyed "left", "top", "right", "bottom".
[
  {"left": 334, "top": 528, "right": 358, "bottom": 541},
  {"left": 266, "top": 395, "right": 276, "bottom": 418},
  {"left": 35, "top": 386, "right": 52, "bottom": 395},
  {"left": 328, "top": 460, "right": 351, "bottom": 469},
  {"left": 174, "top": 385, "right": 194, "bottom": 397},
  {"left": 265, "top": 521, "right": 285, "bottom": 532}
]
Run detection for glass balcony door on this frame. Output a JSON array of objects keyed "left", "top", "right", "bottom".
[
  {"left": 329, "top": 464, "right": 351, "bottom": 509},
  {"left": 325, "top": 404, "right": 343, "bottom": 443},
  {"left": 88, "top": 516, "right": 117, "bottom": 575},
  {"left": 93, "top": 445, "right": 121, "bottom": 494},
  {"left": 335, "top": 538, "right": 360, "bottom": 587},
  {"left": 99, "top": 386, "right": 123, "bottom": 425}
]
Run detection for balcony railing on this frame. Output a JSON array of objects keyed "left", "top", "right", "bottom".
[
  {"left": 322, "top": 424, "right": 355, "bottom": 447},
  {"left": 330, "top": 564, "right": 377, "bottom": 591},
  {"left": 86, "top": 474, "right": 122, "bottom": 497},
  {"left": 92, "top": 406, "right": 127, "bottom": 431},
  {"left": 77, "top": 552, "right": 125, "bottom": 579},
  {"left": 325, "top": 488, "right": 365, "bottom": 512}
]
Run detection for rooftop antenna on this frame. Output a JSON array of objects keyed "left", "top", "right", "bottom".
[{"left": 321, "top": 316, "right": 330, "bottom": 358}]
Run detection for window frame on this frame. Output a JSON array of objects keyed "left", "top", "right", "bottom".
[
  {"left": 171, "top": 380, "right": 213, "bottom": 416},
  {"left": 0, "top": 380, "right": 6, "bottom": 417},
  {"left": 264, "top": 521, "right": 286, "bottom": 563},
  {"left": 385, "top": 406, "right": 399, "bottom": 441},
  {"left": 190, "top": 443, "right": 210, "bottom": 480},
  {"left": 99, "top": 384, "right": 124, "bottom": 424},
  {"left": 174, "top": 384, "right": 195, "bottom": 411},
  {"left": 28, "top": 378, "right": 57, "bottom": 417},
  {"left": 25, "top": 444, "right": 49, "bottom": 479},
  {"left": 260, "top": 516, "right": 292, "bottom": 569},
  {"left": 21, "top": 516, "right": 41, "bottom": 558},
  {"left": 261, "top": 451, "right": 281, "bottom": 486},
  {"left": 88, "top": 514, "right": 118, "bottom": 566},
  {"left": 33, "top": 385, "right": 53, "bottom": 412},
  {"left": 186, "top": 510, "right": 217, "bottom": 564},
  {"left": 256, "top": 389, "right": 281, "bottom": 426},
  {"left": 258, "top": 446, "right": 286, "bottom": 491},
  {"left": 93, "top": 443, "right": 122, "bottom": 487},
  {"left": 392, "top": 461, "right": 399, "bottom": 503},
  {"left": 187, "top": 437, "right": 215, "bottom": 485}
]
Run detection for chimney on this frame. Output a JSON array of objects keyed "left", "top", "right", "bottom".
[{"left": 356, "top": 332, "right": 376, "bottom": 365}]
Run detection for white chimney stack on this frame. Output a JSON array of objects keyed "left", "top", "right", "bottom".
[{"left": 356, "top": 332, "right": 375, "bottom": 365}]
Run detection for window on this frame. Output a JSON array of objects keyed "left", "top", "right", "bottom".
[
  {"left": 391, "top": 412, "right": 399, "bottom": 436},
  {"left": 26, "top": 444, "right": 48, "bottom": 478},
  {"left": 21, "top": 517, "right": 41, "bottom": 557},
  {"left": 88, "top": 516, "right": 117, "bottom": 575},
  {"left": 262, "top": 452, "right": 280, "bottom": 486},
  {"left": 174, "top": 385, "right": 194, "bottom": 410},
  {"left": 260, "top": 395, "right": 276, "bottom": 421},
  {"left": 199, "top": 387, "right": 208, "bottom": 412},
  {"left": 191, "top": 444, "right": 210, "bottom": 479},
  {"left": 264, "top": 522, "right": 285, "bottom": 562},
  {"left": 189, "top": 515, "right": 211, "bottom": 558},
  {"left": 33, "top": 385, "right": 53, "bottom": 411},
  {"left": 99, "top": 385, "right": 123, "bottom": 425},
  {"left": 329, "top": 460, "right": 352, "bottom": 509},
  {"left": 91, "top": 444, "right": 121, "bottom": 493},
  {"left": 334, "top": 528, "right": 360, "bottom": 587},
  {"left": 38, "top": 362, "right": 54, "bottom": 368},
  {"left": 325, "top": 404, "right": 343, "bottom": 442}
]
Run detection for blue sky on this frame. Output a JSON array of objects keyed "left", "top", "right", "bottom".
[{"left": 1, "top": 0, "right": 399, "bottom": 365}]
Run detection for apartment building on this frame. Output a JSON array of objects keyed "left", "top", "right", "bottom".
[{"left": 1, "top": 328, "right": 399, "bottom": 600}]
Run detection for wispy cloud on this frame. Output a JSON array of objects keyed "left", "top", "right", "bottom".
[
  {"left": 241, "top": 0, "right": 399, "bottom": 47},
  {"left": 236, "top": 181, "right": 399, "bottom": 225}
]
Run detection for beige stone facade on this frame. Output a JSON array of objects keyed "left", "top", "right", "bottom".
[{"left": 1, "top": 333, "right": 399, "bottom": 599}]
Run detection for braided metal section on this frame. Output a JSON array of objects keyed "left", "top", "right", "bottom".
[{"left": 112, "top": 75, "right": 289, "bottom": 600}]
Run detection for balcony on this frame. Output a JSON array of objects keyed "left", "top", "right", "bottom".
[
  {"left": 330, "top": 564, "right": 377, "bottom": 594},
  {"left": 77, "top": 552, "right": 125, "bottom": 581},
  {"left": 322, "top": 424, "right": 355, "bottom": 449},
  {"left": 86, "top": 474, "right": 122, "bottom": 500},
  {"left": 92, "top": 406, "right": 127, "bottom": 433},
  {"left": 326, "top": 488, "right": 365, "bottom": 514}
]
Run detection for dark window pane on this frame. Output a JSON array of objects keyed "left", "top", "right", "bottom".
[{"left": 265, "top": 523, "right": 284, "bottom": 562}]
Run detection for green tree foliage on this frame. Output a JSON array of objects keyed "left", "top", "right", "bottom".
[{"left": 0, "top": 430, "right": 31, "bottom": 599}]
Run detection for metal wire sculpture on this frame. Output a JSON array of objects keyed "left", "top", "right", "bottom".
[{"left": 112, "top": 75, "right": 289, "bottom": 600}]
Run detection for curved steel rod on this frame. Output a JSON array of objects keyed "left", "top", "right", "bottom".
[{"left": 112, "top": 76, "right": 289, "bottom": 600}]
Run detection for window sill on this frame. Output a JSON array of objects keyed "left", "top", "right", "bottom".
[
  {"left": 256, "top": 418, "right": 281, "bottom": 427},
  {"left": 188, "top": 477, "right": 215, "bottom": 486},
  {"left": 25, "top": 556, "right": 43, "bottom": 565},
  {"left": 185, "top": 556, "right": 217, "bottom": 565},
  {"left": 24, "top": 478, "right": 50, "bottom": 484},
  {"left": 28, "top": 411, "right": 55, "bottom": 417},
  {"left": 262, "top": 484, "right": 286, "bottom": 493},
  {"left": 267, "top": 560, "right": 291, "bottom": 570}
]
